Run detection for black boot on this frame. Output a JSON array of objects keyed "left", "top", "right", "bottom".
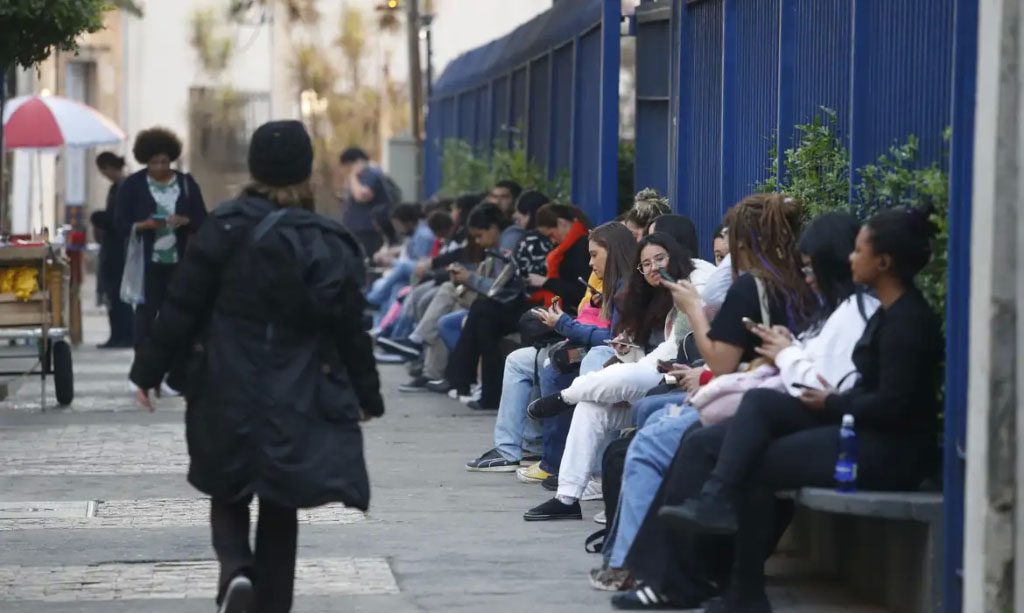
[
  {"left": 658, "top": 477, "right": 738, "bottom": 534},
  {"left": 527, "top": 392, "right": 573, "bottom": 420}
]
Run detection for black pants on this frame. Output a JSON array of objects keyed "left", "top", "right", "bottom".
[
  {"left": 102, "top": 271, "right": 135, "bottom": 345},
  {"left": 211, "top": 495, "right": 298, "bottom": 613},
  {"left": 133, "top": 263, "right": 177, "bottom": 348},
  {"left": 628, "top": 389, "right": 935, "bottom": 600},
  {"left": 354, "top": 230, "right": 384, "bottom": 262},
  {"left": 446, "top": 297, "right": 528, "bottom": 407}
]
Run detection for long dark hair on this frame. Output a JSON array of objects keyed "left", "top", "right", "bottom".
[
  {"left": 614, "top": 232, "right": 687, "bottom": 344},
  {"left": 588, "top": 222, "right": 637, "bottom": 320},
  {"left": 515, "top": 191, "right": 549, "bottom": 230},
  {"left": 798, "top": 212, "right": 862, "bottom": 330},
  {"left": 864, "top": 205, "right": 937, "bottom": 286},
  {"left": 651, "top": 214, "right": 701, "bottom": 264},
  {"left": 728, "top": 193, "right": 816, "bottom": 331}
]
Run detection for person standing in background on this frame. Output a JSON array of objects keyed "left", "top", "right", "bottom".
[
  {"left": 115, "top": 127, "right": 207, "bottom": 360},
  {"left": 94, "top": 152, "right": 134, "bottom": 349},
  {"left": 339, "top": 147, "right": 401, "bottom": 257}
]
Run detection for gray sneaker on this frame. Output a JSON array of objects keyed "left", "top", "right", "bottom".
[{"left": 466, "top": 448, "right": 520, "bottom": 472}]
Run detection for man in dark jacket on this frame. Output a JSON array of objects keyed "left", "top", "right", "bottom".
[
  {"left": 93, "top": 152, "right": 134, "bottom": 348},
  {"left": 130, "top": 121, "right": 383, "bottom": 613},
  {"left": 339, "top": 146, "right": 400, "bottom": 257}
]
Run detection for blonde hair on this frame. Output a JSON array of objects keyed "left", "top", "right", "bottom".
[{"left": 245, "top": 179, "right": 315, "bottom": 210}]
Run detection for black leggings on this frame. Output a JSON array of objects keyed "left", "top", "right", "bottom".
[
  {"left": 134, "top": 263, "right": 177, "bottom": 349},
  {"left": 446, "top": 296, "right": 527, "bottom": 407},
  {"left": 627, "top": 389, "right": 935, "bottom": 600},
  {"left": 211, "top": 495, "right": 298, "bottom": 613}
]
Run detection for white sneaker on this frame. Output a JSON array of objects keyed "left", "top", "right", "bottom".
[
  {"left": 447, "top": 388, "right": 459, "bottom": 400},
  {"left": 594, "top": 510, "right": 607, "bottom": 525},
  {"left": 581, "top": 478, "right": 603, "bottom": 502}
]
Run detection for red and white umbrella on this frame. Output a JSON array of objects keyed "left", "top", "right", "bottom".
[{"left": 2, "top": 94, "right": 125, "bottom": 150}]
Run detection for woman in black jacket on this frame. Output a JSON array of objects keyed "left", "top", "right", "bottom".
[
  {"left": 617, "top": 206, "right": 943, "bottom": 611},
  {"left": 115, "top": 127, "right": 207, "bottom": 352},
  {"left": 94, "top": 152, "right": 134, "bottom": 348},
  {"left": 130, "top": 121, "right": 383, "bottom": 613},
  {"left": 447, "top": 203, "right": 591, "bottom": 410}
]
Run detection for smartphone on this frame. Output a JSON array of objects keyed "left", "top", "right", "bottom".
[
  {"left": 657, "top": 359, "right": 678, "bottom": 373},
  {"left": 663, "top": 374, "right": 678, "bottom": 385},
  {"left": 578, "top": 276, "right": 603, "bottom": 299},
  {"left": 741, "top": 317, "right": 758, "bottom": 331},
  {"left": 551, "top": 296, "right": 561, "bottom": 308},
  {"left": 657, "top": 268, "right": 676, "bottom": 283},
  {"left": 791, "top": 382, "right": 815, "bottom": 391},
  {"left": 605, "top": 339, "right": 641, "bottom": 350},
  {"left": 151, "top": 214, "right": 167, "bottom": 221}
]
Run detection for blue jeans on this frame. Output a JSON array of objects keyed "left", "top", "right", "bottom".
[
  {"left": 493, "top": 347, "right": 546, "bottom": 462},
  {"left": 366, "top": 259, "right": 415, "bottom": 311},
  {"left": 632, "top": 393, "right": 688, "bottom": 429},
  {"left": 539, "top": 345, "right": 615, "bottom": 475},
  {"left": 605, "top": 403, "right": 700, "bottom": 569},
  {"left": 438, "top": 310, "right": 467, "bottom": 351}
]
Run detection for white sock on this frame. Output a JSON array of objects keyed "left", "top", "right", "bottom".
[{"left": 556, "top": 495, "right": 577, "bottom": 506}]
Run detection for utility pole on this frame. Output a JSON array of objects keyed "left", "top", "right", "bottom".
[{"left": 405, "top": 0, "right": 424, "bottom": 200}]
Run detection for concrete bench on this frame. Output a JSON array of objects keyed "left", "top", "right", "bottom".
[{"left": 787, "top": 488, "right": 943, "bottom": 613}]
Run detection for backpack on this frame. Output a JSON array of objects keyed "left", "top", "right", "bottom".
[{"left": 379, "top": 174, "right": 403, "bottom": 205}]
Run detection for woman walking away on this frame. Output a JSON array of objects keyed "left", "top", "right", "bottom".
[
  {"left": 129, "top": 121, "right": 383, "bottom": 613},
  {"left": 94, "top": 152, "right": 134, "bottom": 348},
  {"left": 115, "top": 127, "right": 207, "bottom": 354}
]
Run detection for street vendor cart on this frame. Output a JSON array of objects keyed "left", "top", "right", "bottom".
[{"left": 0, "top": 242, "right": 73, "bottom": 408}]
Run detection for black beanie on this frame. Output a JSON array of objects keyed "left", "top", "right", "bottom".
[{"left": 248, "top": 120, "right": 314, "bottom": 187}]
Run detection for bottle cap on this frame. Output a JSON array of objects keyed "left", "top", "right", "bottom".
[{"left": 842, "top": 414, "right": 855, "bottom": 428}]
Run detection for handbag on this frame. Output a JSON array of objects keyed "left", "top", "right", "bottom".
[
  {"left": 120, "top": 229, "right": 146, "bottom": 306},
  {"left": 549, "top": 339, "right": 588, "bottom": 374},
  {"left": 518, "top": 310, "right": 563, "bottom": 347}
]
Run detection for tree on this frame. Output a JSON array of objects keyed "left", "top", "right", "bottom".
[{"left": 336, "top": 7, "right": 366, "bottom": 91}]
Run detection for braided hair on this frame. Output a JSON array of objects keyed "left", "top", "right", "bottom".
[{"left": 728, "top": 193, "right": 816, "bottom": 332}]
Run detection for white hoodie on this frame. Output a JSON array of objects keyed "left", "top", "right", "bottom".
[{"left": 775, "top": 293, "right": 880, "bottom": 395}]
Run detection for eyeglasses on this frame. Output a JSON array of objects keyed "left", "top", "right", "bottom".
[{"left": 638, "top": 254, "right": 670, "bottom": 274}]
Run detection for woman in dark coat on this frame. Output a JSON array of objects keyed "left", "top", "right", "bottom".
[
  {"left": 114, "top": 127, "right": 208, "bottom": 352},
  {"left": 130, "top": 121, "right": 384, "bottom": 613},
  {"left": 94, "top": 152, "right": 134, "bottom": 348}
]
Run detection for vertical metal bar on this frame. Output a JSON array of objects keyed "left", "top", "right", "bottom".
[
  {"left": 944, "top": 0, "right": 978, "bottom": 610},
  {"left": 848, "top": 0, "right": 869, "bottom": 205},
  {"left": 524, "top": 61, "right": 532, "bottom": 156},
  {"left": 776, "top": 0, "right": 796, "bottom": 187},
  {"left": 547, "top": 50, "right": 557, "bottom": 179},
  {"left": 405, "top": 0, "right": 424, "bottom": 199},
  {"left": 720, "top": 0, "right": 737, "bottom": 212},
  {"left": 598, "top": 0, "right": 621, "bottom": 223},
  {"left": 673, "top": 1, "right": 689, "bottom": 215},
  {"left": 570, "top": 35, "right": 580, "bottom": 204}
]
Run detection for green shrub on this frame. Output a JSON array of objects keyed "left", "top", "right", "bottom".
[
  {"left": 618, "top": 140, "right": 636, "bottom": 214},
  {"left": 439, "top": 137, "right": 570, "bottom": 202}
]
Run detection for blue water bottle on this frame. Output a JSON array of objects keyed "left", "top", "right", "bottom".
[{"left": 835, "top": 414, "right": 858, "bottom": 493}]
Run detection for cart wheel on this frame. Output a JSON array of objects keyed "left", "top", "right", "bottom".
[{"left": 53, "top": 341, "right": 73, "bottom": 407}]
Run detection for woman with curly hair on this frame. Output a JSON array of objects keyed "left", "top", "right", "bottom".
[
  {"left": 624, "top": 188, "right": 671, "bottom": 241},
  {"left": 115, "top": 127, "right": 208, "bottom": 357}
]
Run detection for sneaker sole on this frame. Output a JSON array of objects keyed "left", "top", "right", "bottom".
[
  {"left": 397, "top": 386, "right": 430, "bottom": 393},
  {"left": 523, "top": 512, "right": 582, "bottom": 522},
  {"left": 581, "top": 494, "right": 603, "bottom": 502},
  {"left": 466, "top": 464, "right": 520, "bottom": 473},
  {"left": 516, "top": 472, "right": 548, "bottom": 484},
  {"left": 376, "top": 338, "right": 422, "bottom": 359},
  {"left": 218, "top": 577, "right": 254, "bottom": 613}
]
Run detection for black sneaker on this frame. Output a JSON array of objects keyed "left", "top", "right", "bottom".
[
  {"left": 542, "top": 474, "right": 559, "bottom": 491},
  {"left": 426, "top": 379, "right": 452, "bottom": 394},
  {"left": 658, "top": 491, "right": 738, "bottom": 535},
  {"left": 398, "top": 376, "right": 431, "bottom": 393},
  {"left": 524, "top": 497, "right": 582, "bottom": 521},
  {"left": 376, "top": 336, "right": 423, "bottom": 359},
  {"left": 218, "top": 573, "right": 254, "bottom": 613},
  {"left": 466, "top": 448, "right": 520, "bottom": 472},
  {"left": 610, "top": 584, "right": 684, "bottom": 610},
  {"left": 527, "top": 393, "right": 573, "bottom": 420},
  {"left": 467, "top": 399, "right": 497, "bottom": 411},
  {"left": 408, "top": 360, "right": 424, "bottom": 378},
  {"left": 703, "top": 593, "right": 772, "bottom": 613}
]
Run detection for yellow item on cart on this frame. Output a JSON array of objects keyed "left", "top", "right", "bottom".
[{"left": 0, "top": 267, "right": 40, "bottom": 301}]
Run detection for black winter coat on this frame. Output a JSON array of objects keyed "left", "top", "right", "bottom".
[{"left": 129, "top": 195, "right": 383, "bottom": 510}]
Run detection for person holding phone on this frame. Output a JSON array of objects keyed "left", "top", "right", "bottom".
[
  {"left": 115, "top": 127, "right": 207, "bottom": 363},
  {"left": 599, "top": 213, "right": 876, "bottom": 599}
]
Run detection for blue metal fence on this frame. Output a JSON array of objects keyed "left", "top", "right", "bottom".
[
  {"left": 635, "top": 2, "right": 976, "bottom": 611},
  {"left": 424, "top": 0, "right": 621, "bottom": 224}
]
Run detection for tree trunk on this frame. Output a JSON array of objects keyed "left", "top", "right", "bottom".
[{"left": 406, "top": 0, "right": 423, "bottom": 200}]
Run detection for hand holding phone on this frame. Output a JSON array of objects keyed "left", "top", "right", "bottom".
[
  {"left": 657, "top": 359, "right": 679, "bottom": 373},
  {"left": 742, "top": 317, "right": 759, "bottom": 331},
  {"left": 657, "top": 268, "right": 676, "bottom": 283}
]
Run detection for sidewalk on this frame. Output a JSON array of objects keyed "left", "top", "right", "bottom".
[{"left": 0, "top": 299, "right": 882, "bottom": 612}]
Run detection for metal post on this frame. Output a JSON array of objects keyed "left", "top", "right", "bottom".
[
  {"left": 406, "top": 0, "right": 424, "bottom": 200},
  {"left": 0, "top": 65, "right": 7, "bottom": 236},
  {"left": 423, "top": 13, "right": 434, "bottom": 100}
]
